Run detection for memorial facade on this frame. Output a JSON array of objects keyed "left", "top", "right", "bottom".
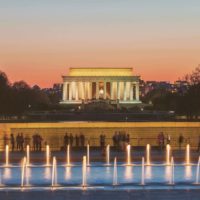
[{"left": 61, "top": 67, "right": 141, "bottom": 104}]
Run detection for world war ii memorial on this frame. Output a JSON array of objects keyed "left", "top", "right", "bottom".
[{"left": 1, "top": 1, "right": 200, "bottom": 200}]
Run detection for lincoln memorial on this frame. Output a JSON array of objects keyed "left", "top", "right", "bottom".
[{"left": 60, "top": 67, "right": 141, "bottom": 104}]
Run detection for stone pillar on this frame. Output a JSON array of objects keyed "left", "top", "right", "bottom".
[
  {"left": 135, "top": 82, "right": 140, "bottom": 101},
  {"left": 117, "top": 81, "right": 120, "bottom": 100},
  {"left": 130, "top": 83, "right": 133, "bottom": 101},
  {"left": 110, "top": 82, "right": 113, "bottom": 100},
  {"left": 71, "top": 82, "right": 75, "bottom": 100},
  {"left": 84, "top": 82, "right": 88, "bottom": 100},
  {"left": 96, "top": 82, "right": 99, "bottom": 99},
  {"left": 69, "top": 82, "right": 72, "bottom": 101},
  {"left": 78, "top": 82, "right": 81, "bottom": 100},
  {"left": 104, "top": 81, "right": 107, "bottom": 99},
  {"left": 75, "top": 82, "right": 78, "bottom": 100},
  {"left": 87, "top": 82, "right": 90, "bottom": 99},
  {"left": 89, "top": 82, "right": 92, "bottom": 99},
  {"left": 62, "top": 82, "right": 67, "bottom": 101},
  {"left": 123, "top": 82, "right": 127, "bottom": 101},
  {"left": 81, "top": 82, "right": 85, "bottom": 100},
  {"left": 87, "top": 82, "right": 91, "bottom": 100},
  {"left": 90, "top": 81, "right": 93, "bottom": 99}
]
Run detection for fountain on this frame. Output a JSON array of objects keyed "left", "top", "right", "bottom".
[
  {"left": 195, "top": 156, "right": 200, "bottom": 184},
  {"left": 146, "top": 144, "right": 150, "bottom": 165},
  {"left": 126, "top": 144, "right": 131, "bottom": 165},
  {"left": 166, "top": 144, "right": 171, "bottom": 165},
  {"left": 186, "top": 144, "right": 190, "bottom": 165},
  {"left": 106, "top": 144, "right": 110, "bottom": 165},
  {"left": 21, "top": 157, "right": 27, "bottom": 188},
  {"left": 25, "top": 159, "right": 30, "bottom": 186},
  {"left": 169, "top": 157, "right": 175, "bottom": 185},
  {"left": 3, "top": 142, "right": 200, "bottom": 189},
  {"left": 87, "top": 144, "right": 90, "bottom": 166},
  {"left": 113, "top": 157, "right": 118, "bottom": 186},
  {"left": 66, "top": 145, "right": 70, "bottom": 166},
  {"left": 82, "top": 156, "right": 87, "bottom": 187},
  {"left": 51, "top": 156, "right": 57, "bottom": 188},
  {"left": 141, "top": 157, "right": 145, "bottom": 185},
  {"left": 26, "top": 145, "right": 30, "bottom": 166},
  {"left": 5, "top": 145, "right": 9, "bottom": 167},
  {"left": 46, "top": 145, "right": 50, "bottom": 166}
]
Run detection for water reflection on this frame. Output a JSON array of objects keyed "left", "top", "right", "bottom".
[
  {"left": 87, "top": 166, "right": 91, "bottom": 174},
  {"left": 145, "top": 166, "right": 152, "bottom": 180},
  {"left": 26, "top": 167, "right": 31, "bottom": 186},
  {"left": 185, "top": 165, "right": 192, "bottom": 180},
  {"left": 3, "top": 167, "right": 11, "bottom": 179},
  {"left": 65, "top": 167, "right": 71, "bottom": 180},
  {"left": 0, "top": 170, "right": 2, "bottom": 185},
  {"left": 165, "top": 166, "right": 171, "bottom": 182},
  {"left": 105, "top": 166, "right": 111, "bottom": 175},
  {"left": 44, "top": 167, "right": 51, "bottom": 180},
  {"left": 124, "top": 166, "right": 133, "bottom": 180}
]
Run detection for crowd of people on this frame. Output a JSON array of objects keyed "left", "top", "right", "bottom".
[
  {"left": 63, "top": 133, "right": 85, "bottom": 148},
  {"left": 2, "top": 131, "right": 200, "bottom": 152},
  {"left": 112, "top": 131, "right": 130, "bottom": 150},
  {"left": 3, "top": 133, "right": 43, "bottom": 151},
  {"left": 32, "top": 134, "right": 43, "bottom": 151},
  {"left": 157, "top": 132, "right": 193, "bottom": 150},
  {"left": 100, "top": 134, "right": 106, "bottom": 148}
]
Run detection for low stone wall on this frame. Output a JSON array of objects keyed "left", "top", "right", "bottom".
[{"left": 0, "top": 122, "right": 200, "bottom": 150}]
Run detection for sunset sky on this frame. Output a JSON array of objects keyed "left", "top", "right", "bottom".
[{"left": 0, "top": 0, "right": 200, "bottom": 87}]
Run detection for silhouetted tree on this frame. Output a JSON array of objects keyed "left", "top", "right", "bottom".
[
  {"left": 0, "top": 71, "right": 13, "bottom": 114},
  {"left": 0, "top": 72, "right": 51, "bottom": 115},
  {"left": 184, "top": 65, "right": 200, "bottom": 85}
]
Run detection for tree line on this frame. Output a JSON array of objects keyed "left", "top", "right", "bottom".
[
  {"left": 143, "top": 66, "right": 200, "bottom": 119},
  {"left": 0, "top": 71, "right": 56, "bottom": 115},
  {"left": 1, "top": 66, "right": 200, "bottom": 119}
]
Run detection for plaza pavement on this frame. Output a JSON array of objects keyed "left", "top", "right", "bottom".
[{"left": 0, "top": 189, "right": 200, "bottom": 200}]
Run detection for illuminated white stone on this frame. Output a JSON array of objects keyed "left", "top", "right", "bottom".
[{"left": 61, "top": 67, "right": 141, "bottom": 104}]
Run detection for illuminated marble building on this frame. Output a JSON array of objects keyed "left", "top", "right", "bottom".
[{"left": 60, "top": 67, "right": 141, "bottom": 104}]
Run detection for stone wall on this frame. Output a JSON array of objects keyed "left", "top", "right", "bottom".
[{"left": 0, "top": 122, "right": 200, "bottom": 150}]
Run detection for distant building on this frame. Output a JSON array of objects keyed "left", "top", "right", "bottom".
[
  {"left": 143, "top": 81, "right": 172, "bottom": 95},
  {"left": 141, "top": 80, "right": 190, "bottom": 96},
  {"left": 60, "top": 67, "right": 141, "bottom": 104},
  {"left": 172, "top": 80, "right": 190, "bottom": 94},
  {"left": 42, "top": 83, "right": 62, "bottom": 96}
]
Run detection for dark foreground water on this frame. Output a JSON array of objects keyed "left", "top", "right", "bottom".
[{"left": 1, "top": 189, "right": 200, "bottom": 200}]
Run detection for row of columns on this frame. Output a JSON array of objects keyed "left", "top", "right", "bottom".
[{"left": 63, "top": 81, "right": 140, "bottom": 101}]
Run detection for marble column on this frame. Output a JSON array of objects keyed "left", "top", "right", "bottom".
[
  {"left": 110, "top": 82, "right": 114, "bottom": 100},
  {"left": 69, "top": 82, "right": 72, "bottom": 101},
  {"left": 130, "top": 83, "right": 133, "bottom": 101},
  {"left": 88, "top": 82, "right": 91, "bottom": 99},
  {"left": 135, "top": 82, "right": 140, "bottom": 101},
  {"left": 85, "top": 82, "right": 88, "bottom": 100},
  {"left": 90, "top": 82, "right": 92, "bottom": 99},
  {"left": 117, "top": 81, "right": 120, "bottom": 100},
  {"left": 123, "top": 82, "right": 127, "bottom": 101},
  {"left": 81, "top": 82, "right": 85, "bottom": 100},
  {"left": 78, "top": 82, "right": 81, "bottom": 100},
  {"left": 72, "top": 82, "right": 75, "bottom": 100},
  {"left": 104, "top": 81, "right": 107, "bottom": 99},
  {"left": 96, "top": 82, "right": 99, "bottom": 99},
  {"left": 75, "top": 82, "right": 78, "bottom": 100},
  {"left": 62, "top": 82, "right": 67, "bottom": 101}
]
